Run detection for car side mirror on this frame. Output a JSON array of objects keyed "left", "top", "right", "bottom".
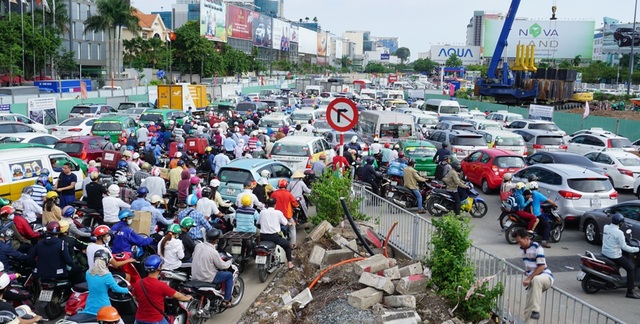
[{"left": 627, "top": 229, "right": 632, "bottom": 235}]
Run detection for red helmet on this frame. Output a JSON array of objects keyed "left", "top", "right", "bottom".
[
  {"left": 278, "top": 179, "right": 288, "bottom": 188},
  {"left": 190, "top": 176, "right": 200, "bottom": 185},
  {"left": 398, "top": 152, "right": 405, "bottom": 158},
  {"left": 93, "top": 225, "right": 111, "bottom": 237},
  {"left": 0, "top": 206, "right": 14, "bottom": 216},
  {"left": 384, "top": 143, "right": 390, "bottom": 148},
  {"left": 46, "top": 221, "right": 61, "bottom": 234}
]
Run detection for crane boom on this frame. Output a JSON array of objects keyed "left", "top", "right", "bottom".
[{"left": 487, "top": 0, "right": 522, "bottom": 79}]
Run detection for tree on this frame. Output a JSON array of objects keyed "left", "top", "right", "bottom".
[
  {"left": 364, "top": 62, "right": 387, "bottom": 73},
  {"left": 465, "top": 64, "right": 488, "bottom": 77},
  {"left": 395, "top": 47, "right": 410, "bottom": 64},
  {"left": 341, "top": 55, "right": 349, "bottom": 69},
  {"left": 54, "top": 49, "right": 78, "bottom": 78},
  {"left": 572, "top": 55, "right": 582, "bottom": 67},
  {"left": 413, "top": 58, "right": 438, "bottom": 75},
  {"left": 445, "top": 53, "right": 463, "bottom": 67},
  {"left": 558, "top": 60, "right": 573, "bottom": 69}
]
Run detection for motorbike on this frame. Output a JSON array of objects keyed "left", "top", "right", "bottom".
[
  {"left": 255, "top": 238, "right": 288, "bottom": 283},
  {"left": 385, "top": 181, "right": 435, "bottom": 210},
  {"left": 220, "top": 231, "right": 256, "bottom": 273},
  {"left": 578, "top": 227, "right": 640, "bottom": 295},
  {"left": 180, "top": 251, "right": 245, "bottom": 323},
  {"left": 4, "top": 281, "right": 33, "bottom": 309},
  {"left": 71, "top": 201, "right": 103, "bottom": 228},
  {"left": 34, "top": 277, "right": 72, "bottom": 320},
  {"left": 160, "top": 269, "right": 190, "bottom": 290},
  {"left": 425, "top": 182, "right": 488, "bottom": 218},
  {"left": 502, "top": 204, "right": 564, "bottom": 244}
]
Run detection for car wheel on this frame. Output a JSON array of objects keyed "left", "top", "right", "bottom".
[
  {"left": 584, "top": 220, "right": 601, "bottom": 245},
  {"left": 481, "top": 179, "right": 492, "bottom": 194}
]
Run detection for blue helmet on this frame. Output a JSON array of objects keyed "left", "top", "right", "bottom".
[
  {"left": 62, "top": 206, "right": 75, "bottom": 218},
  {"left": 186, "top": 194, "right": 198, "bottom": 206},
  {"left": 177, "top": 143, "right": 184, "bottom": 151},
  {"left": 137, "top": 187, "right": 149, "bottom": 197},
  {"left": 118, "top": 209, "right": 134, "bottom": 220},
  {"left": 40, "top": 168, "right": 50, "bottom": 176},
  {"left": 117, "top": 160, "right": 128, "bottom": 170},
  {"left": 126, "top": 145, "right": 134, "bottom": 151},
  {"left": 144, "top": 254, "right": 164, "bottom": 272},
  {"left": 612, "top": 213, "right": 625, "bottom": 225},
  {"left": 37, "top": 176, "right": 49, "bottom": 187}
]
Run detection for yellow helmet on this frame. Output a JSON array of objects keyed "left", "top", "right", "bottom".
[
  {"left": 46, "top": 191, "right": 59, "bottom": 199},
  {"left": 240, "top": 194, "right": 252, "bottom": 207},
  {"left": 58, "top": 220, "right": 70, "bottom": 234}
]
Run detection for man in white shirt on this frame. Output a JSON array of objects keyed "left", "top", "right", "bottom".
[
  {"left": 141, "top": 167, "right": 166, "bottom": 201},
  {"left": 136, "top": 125, "right": 149, "bottom": 146},
  {"left": 213, "top": 151, "right": 231, "bottom": 175},
  {"left": 369, "top": 137, "right": 382, "bottom": 155},
  {"left": 258, "top": 198, "right": 293, "bottom": 269},
  {"left": 235, "top": 180, "right": 265, "bottom": 210},
  {"left": 102, "top": 184, "right": 131, "bottom": 226},
  {"left": 196, "top": 187, "right": 223, "bottom": 219}
]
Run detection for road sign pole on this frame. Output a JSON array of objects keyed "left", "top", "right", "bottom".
[{"left": 339, "top": 132, "right": 344, "bottom": 157}]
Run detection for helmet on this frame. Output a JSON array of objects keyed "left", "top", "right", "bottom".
[
  {"left": 260, "top": 170, "right": 271, "bottom": 178},
  {"left": 118, "top": 209, "right": 134, "bottom": 220},
  {"left": 151, "top": 167, "right": 161, "bottom": 177},
  {"left": 108, "top": 184, "right": 120, "bottom": 196},
  {"left": 0, "top": 206, "right": 14, "bottom": 217},
  {"left": 205, "top": 228, "right": 221, "bottom": 241},
  {"left": 201, "top": 187, "right": 212, "bottom": 197},
  {"left": 190, "top": 177, "right": 200, "bottom": 185},
  {"left": 0, "top": 229, "right": 13, "bottom": 239},
  {"left": 141, "top": 162, "right": 151, "bottom": 171},
  {"left": 104, "top": 135, "right": 110, "bottom": 140},
  {"left": 407, "top": 158, "right": 416, "bottom": 165},
  {"left": 240, "top": 194, "right": 252, "bottom": 207},
  {"left": 10, "top": 201, "right": 22, "bottom": 212},
  {"left": 515, "top": 182, "right": 526, "bottom": 190},
  {"left": 137, "top": 187, "right": 149, "bottom": 197},
  {"left": 40, "top": 168, "right": 50, "bottom": 176},
  {"left": 351, "top": 136, "right": 357, "bottom": 143},
  {"left": 398, "top": 152, "right": 405, "bottom": 158},
  {"left": 180, "top": 217, "right": 195, "bottom": 228},
  {"left": 167, "top": 224, "right": 181, "bottom": 234},
  {"left": 46, "top": 221, "right": 61, "bottom": 234},
  {"left": 93, "top": 225, "right": 111, "bottom": 237},
  {"left": 177, "top": 160, "right": 185, "bottom": 167},
  {"left": 210, "top": 179, "right": 221, "bottom": 187},
  {"left": 94, "top": 249, "right": 112, "bottom": 264},
  {"left": 117, "top": 160, "right": 128, "bottom": 170},
  {"left": 132, "top": 153, "right": 140, "bottom": 159},
  {"left": 144, "top": 254, "right": 164, "bottom": 272},
  {"left": 0, "top": 310, "right": 17, "bottom": 324},
  {"left": 59, "top": 220, "right": 69, "bottom": 233},
  {"left": 0, "top": 199, "right": 8, "bottom": 208},
  {"left": 612, "top": 213, "right": 625, "bottom": 225},
  {"left": 62, "top": 206, "right": 76, "bottom": 218},
  {"left": 21, "top": 186, "right": 33, "bottom": 195},
  {"left": 384, "top": 143, "right": 390, "bottom": 148},
  {"left": 373, "top": 137, "right": 379, "bottom": 143},
  {"left": 278, "top": 179, "right": 288, "bottom": 188},
  {"left": 205, "top": 146, "right": 213, "bottom": 153},
  {"left": 442, "top": 142, "right": 449, "bottom": 148},
  {"left": 90, "top": 171, "right": 100, "bottom": 181},
  {"left": 527, "top": 174, "right": 539, "bottom": 182},
  {"left": 114, "top": 143, "right": 121, "bottom": 150},
  {"left": 175, "top": 152, "right": 182, "bottom": 159},
  {"left": 394, "top": 144, "right": 400, "bottom": 149},
  {"left": 186, "top": 194, "right": 198, "bottom": 206},
  {"left": 365, "top": 156, "right": 374, "bottom": 165},
  {"left": 46, "top": 191, "right": 59, "bottom": 200},
  {"left": 177, "top": 143, "right": 184, "bottom": 151},
  {"left": 97, "top": 306, "right": 121, "bottom": 323},
  {"left": 0, "top": 273, "right": 9, "bottom": 291},
  {"left": 503, "top": 173, "right": 513, "bottom": 182},
  {"left": 528, "top": 181, "right": 539, "bottom": 190},
  {"left": 37, "top": 175, "right": 49, "bottom": 186},
  {"left": 451, "top": 162, "right": 462, "bottom": 172}
]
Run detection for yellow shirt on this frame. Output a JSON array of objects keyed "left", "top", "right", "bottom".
[{"left": 169, "top": 167, "right": 183, "bottom": 190}]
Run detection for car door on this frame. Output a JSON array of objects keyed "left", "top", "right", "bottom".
[
  {"left": 462, "top": 151, "right": 483, "bottom": 183},
  {"left": 48, "top": 153, "right": 84, "bottom": 193},
  {"left": 14, "top": 124, "right": 35, "bottom": 133},
  {"left": 568, "top": 135, "right": 591, "bottom": 154},
  {"left": 534, "top": 168, "right": 562, "bottom": 198},
  {"left": 268, "top": 163, "right": 293, "bottom": 188}
]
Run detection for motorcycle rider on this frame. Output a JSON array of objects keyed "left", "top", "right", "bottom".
[
  {"left": 142, "top": 167, "right": 166, "bottom": 201},
  {"left": 0, "top": 228, "right": 28, "bottom": 271},
  {"left": 602, "top": 213, "right": 640, "bottom": 299},
  {"left": 433, "top": 143, "right": 451, "bottom": 163},
  {"left": 359, "top": 157, "right": 381, "bottom": 195},
  {"left": 528, "top": 182, "right": 557, "bottom": 248},
  {"left": 1, "top": 206, "right": 40, "bottom": 248},
  {"left": 515, "top": 189, "right": 539, "bottom": 232},
  {"left": 403, "top": 159, "right": 427, "bottom": 214},
  {"left": 60, "top": 206, "right": 91, "bottom": 239},
  {"left": 235, "top": 180, "right": 265, "bottom": 210},
  {"left": 168, "top": 160, "right": 185, "bottom": 190},
  {"left": 82, "top": 250, "right": 130, "bottom": 316},
  {"left": 345, "top": 136, "right": 362, "bottom": 152},
  {"left": 157, "top": 224, "right": 184, "bottom": 271},
  {"left": 380, "top": 143, "right": 393, "bottom": 166},
  {"left": 143, "top": 195, "right": 174, "bottom": 239},
  {"left": 85, "top": 171, "right": 107, "bottom": 214},
  {"left": 29, "top": 221, "right": 75, "bottom": 280},
  {"left": 234, "top": 194, "right": 259, "bottom": 234},
  {"left": 210, "top": 179, "right": 233, "bottom": 209},
  {"left": 270, "top": 179, "right": 300, "bottom": 248},
  {"left": 133, "top": 163, "right": 151, "bottom": 189},
  {"left": 258, "top": 198, "right": 294, "bottom": 269},
  {"left": 178, "top": 217, "right": 197, "bottom": 261},
  {"left": 110, "top": 210, "right": 155, "bottom": 254},
  {"left": 369, "top": 137, "right": 382, "bottom": 156},
  {"left": 0, "top": 272, "right": 42, "bottom": 323},
  {"left": 41, "top": 191, "right": 61, "bottom": 225},
  {"left": 18, "top": 187, "right": 41, "bottom": 224},
  {"left": 177, "top": 195, "right": 213, "bottom": 240},
  {"left": 130, "top": 187, "right": 151, "bottom": 211},
  {"left": 442, "top": 162, "right": 469, "bottom": 216},
  {"left": 191, "top": 229, "right": 234, "bottom": 308},
  {"left": 102, "top": 184, "right": 131, "bottom": 227},
  {"left": 117, "top": 176, "right": 135, "bottom": 204},
  {"left": 196, "top": 187, "right": 225, "bottom": 225}
]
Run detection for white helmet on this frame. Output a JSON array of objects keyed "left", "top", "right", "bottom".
[
  {"left": 529, "top": 181, "right": 539, "bottom": 190},
  {"left": 503, "top": 173, "right": 513, "bottom": 182},
  {"left": 260, "top": 170, "right": 271, "bottom": 178},
  {"left": 175, "top": 152, "right": 182, "bottom": 158},
  {"left": 0, "top": 272, "right": 9, "bottom": 290},
  {"left": 351, "top": 136, "right": 357, "bottom": 143},
  {"left": 210, "top": 179, "right": 221, "bottom": 187}
]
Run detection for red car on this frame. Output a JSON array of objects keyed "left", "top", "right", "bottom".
[
  {"left": 54, "top": 136, "right": 109, "bottom": 162},
  {"left": 460, "top": 149, "right": 526, "bottom": 194}
]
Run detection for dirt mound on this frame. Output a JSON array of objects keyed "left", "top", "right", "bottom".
[{"left": 564, "top": 108, "right": 640, "bottom": 120}]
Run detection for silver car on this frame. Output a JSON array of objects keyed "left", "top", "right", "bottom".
[
  {"left": 580, "top": 200, "right": 640, "bottom": 245},
  {"left": 512, "top": 164, "right": 618, "bottom": 222},
  {"left": 512, "top": 129, "right": 567, "bottom": 156}
]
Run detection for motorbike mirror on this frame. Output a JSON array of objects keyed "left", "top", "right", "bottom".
[{"left": 626, "top": 229, "right": 632, "bottom": 235}]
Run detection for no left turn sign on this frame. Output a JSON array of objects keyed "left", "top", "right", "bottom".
[{"left": 325, "top": 98, "right": 359, "bottom": 132}]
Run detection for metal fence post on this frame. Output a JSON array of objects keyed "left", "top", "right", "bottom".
[{"left": 412, "top": 213, "right": 420, "bottom": 259}]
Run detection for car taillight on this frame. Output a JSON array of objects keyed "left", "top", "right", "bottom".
[
  {"left": 618, "top": 168, "right": 634, "bottom": 177},
  {"left": 532, "top": 144, "right": 545, "bottom": 149},
  {"left": 610, "top": 191, "right": 619, "bottom": 199},
  {"left": 559, "top": 144, "right": 568, "bottom": 151},
  {"left": 607, "top": 139, "right": 612, "bottom": 148},
  {"left": 68, "top": 114, "right": 72, "bottom": 118},
  {"left": 558, "top": 190, "right": 582, "bottom": 200},
  {"left": 306, "top": 157, "right": 312, "bottom": 169},
  {"left": 68, "top": 128, "right": 82, "bottom": 132},
  {"left": 81, "top": 152, "right": 87, "bottom": 161},
  {"left": 51, "top": 128, "right": 57, "bottom": 132},
  {"left": 491, "top": 165, "right": 498, "bottom": 172}
]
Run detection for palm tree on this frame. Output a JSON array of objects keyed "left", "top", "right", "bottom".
[{"left": 113, "top": 3, "right": 140, "bottom": 77}]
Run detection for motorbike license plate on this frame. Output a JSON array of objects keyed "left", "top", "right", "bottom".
[
  {"left": 504, "top": 220, "right": 513, "bottom": 227},
  {"left": 391, "top": 181, "right": 397, "bottom": 186},
  {"left": 39, "top": 290, "right": 53, "bottom": 302},
  {"left": 577, "top": 271, "right": 586, "bottom": 281},
  {"left": 231, "top": 245, "right": 242, "bottom": 254},
  {"left": 256, "top": 255, "right": 267, "bottom": 265},
  {"left": 387, "top": 191, "right": 394, "bottom": 198}
]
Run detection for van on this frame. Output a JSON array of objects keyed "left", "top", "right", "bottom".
[
  {"left": 472, "top": 130, "right": 527, "bottom": 156},
  {"left": 423, "top": 99, "right": 461, "bottom": 116},
  {"left": 0, "top": 145, "right": 85, "bottom": 201},
  {"left": 258, "top": 114, "right": 292, "bottom": 133},
  {"left": 291, "top": 109, "right": 325, "bottom": 125},
  {"left": 270, "top": 136, "right": 335, "bottom": 171}
]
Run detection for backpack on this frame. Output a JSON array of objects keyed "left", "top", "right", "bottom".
[
  {"left": 145, "top": 150, "right": 156, "bottom": 166},
  {"left": 502, "top": 195, "right": 518, "bottom": 212},
  {"left": 434, "top": 162, "right": 449, "bottom": 180}
]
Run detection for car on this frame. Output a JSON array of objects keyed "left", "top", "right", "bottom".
[
  {"left": 50, "top": 118, "right": 96, "bottom": 137},
  {"left": 261, "top": 99, "right": 286, "bottom": 111},
  {"left": 580, "top": 201, "right": 640, "bottom": 245},
  {"left": 0, "top": 113, "right": 48, "bottom": 133},
  {"left": 291, "top": 109, "right": 325, "bottom": 125},
  {"left": 512, "top": 164, "right": 618, "bottom": 222},
  {"left": 566, "top": 131, "right": 636, "bottom": 155},
  {"left": 236, "top": 102, "right": 269, "bottom": 115},
  {"left": 432, "top": 121, "right": 475, "bottom": 132},
  {"left": 414, "top": 115, "right": 439, "bottom": 131},
  {"left": 90, "top": 116, "right": 137, "bottom": 142},
  {"left": 0, "top": 133, "right": 59, "bottom": 147},
  {"left": 53, "top": 136, "right": 110, "bottom": 162},
  {"left": 487, "top": 110, "right": 524, "bottom": 126},
  {"left": 526, "top": 152, "right": 605, "bottom": 176},
  {"left": 397, "top": 140, "right": 437, "bottom": 177},
  {"left": 322, "top": 130, "right": 368, "bottom": 153},
  {"left": 138, "top": 109, "right": 187, "bottom": 127},
  {"left": 505, "top": 119, "right": 566, "bottom": 135},
  {"left": 461, "top": 149, "right": 526, "bottom": 193},
  {"left": 395, "top": 108, "right": 429, "bottom": 115},
  {"left": 465, "top": 119, "right": 503, "bottom": 131},
  {"left": 584, "top": 150, "right": 640, "bottom": 190},
  {"left": 257, "top": 114, "right": 292, "bottom": 133},
  {"left": 121, "top": 108, "right": 150, "bottom": 122},
  {"left": 312, "top": 119, "right": 333, "bottom": 134},
  {"left": 614, "top": 27, "right": 640, "bottom": 46},
  {"left": 512, "top": 129, "right": 567, "bottom": 156},
  {"left": 0, "top": 121, "right": 46, "bottom": 134},
  {"left": 216, "top": 159, "right": 293, "bottom": 202},
  {"left": 116, "top": 101, "right": 155, "bottom": 112},
  {"left": 271, "top": 135, "right": 335, "bottom": 171},
  {"left": 471, "top": 130, "right": 526, "bottom": 156},
  {"left": 246, "top": 93, "right": 260, "bottom": 101},
  {"left": 68, "top": 104, "right": 116, "bottom": 118},
  {"left": 427, "top": 130, "right": 489, "bottom": 161}
]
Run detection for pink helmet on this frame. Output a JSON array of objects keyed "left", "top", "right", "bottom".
[{"left": 190, "top": 176, "right": 200, "bottom": 185}]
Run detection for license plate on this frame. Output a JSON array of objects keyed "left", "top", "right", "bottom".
[
  {"left": 591, "top": 196, "right": 601, "bottom": 208},
  {"left": 391, "top": 181, "right": 397, "bottom": 186},
  {"left": 39, "top": 290, "right": 53, "bottom": 302},
  {"left": 387, "top": 191, "right": 394, "bottom": 198},
  {"left": 231, "top": 245, "right": 242, "bottom": 254},
  {"left": 256, "top": 255, "right": 267, "bottom": 264},
  {"left": 577, "top": 271, "right": 586, "bottom": 281},
  {"left": 504, "top": 220, "right": 513, "bottom": 227},
  {"left": 226, "top": 188, "right": 236, "bottom": 195}
]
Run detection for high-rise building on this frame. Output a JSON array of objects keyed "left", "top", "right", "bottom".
[
  {"left": 152, "top": 11, "right": 173, "bottom": 30},
  {"left": 343, "top": 31, "right": 368, "bottom": 56},
  {"left": 373, "top": 37, "right": 399, "bottom": 54},
  {"left": 465, "top": 10, "right": 501, "bottom": 47},
  {"left": 65, "top": 0, "right": 107, "bottom": 76},
  {"left": 254, "top": 0, "right": 284, "bottom": 18}
]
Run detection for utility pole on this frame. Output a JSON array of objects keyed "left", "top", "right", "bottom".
[{"left": 628, "top": 0, "right": 638, "bottom": 95}]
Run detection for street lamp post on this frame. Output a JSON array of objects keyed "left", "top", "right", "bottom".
[{"left": 628, "top": 0, "right": 638, "bottom": 95}]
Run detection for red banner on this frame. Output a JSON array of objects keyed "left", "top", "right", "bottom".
[{"left": 226, "top": 5, "right": 252, "bottom": 40}]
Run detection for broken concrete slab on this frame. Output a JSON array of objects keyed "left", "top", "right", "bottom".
[
  {"left": 308, "top": 245, "right": 326, "bottom": 267},
  {"left": 348, "top": 287, "right": 383, "bottom": 310},
  {"left": 383, "top": 295, "right": 416, "bottom": 309},
  {"left": 308, "top": 220, "right": 334, "bottom": 241},
  {"left": 398, "top": 262, "right": 423, "bottom": 277},
  {"left": 281, "top": 287, "right": 313, "bottom": 309},
  {"left": 322, "top": 249, "right": 354, "bottom": 265},
  {"left": 396, "top": 274, "right": 430, "bottom": 295},
  {"left": 376, "top": 309, "right": 421, "bottom": 324},
  {"left": 347, "top": 239, "right": 358, "bottom": 251},
  {"left": 359, "top": 272, "right": 395, "bottom": 294},
  {"left": 332, "top": 233, "right": 350, "bottom": 247},
  {"left": 382, "top": 266, "right": 401, "bottom": 280},
  {"left": 354, "top": 254, "right": 391, "bottom": 275}
]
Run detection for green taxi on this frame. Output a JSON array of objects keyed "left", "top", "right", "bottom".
[
  {"left": 139, "top": 109, "right": 187, "bottom": 127},
  {"left": 90, "top": 115, "right": 137, "bottom": 143},
  {"left": 397, "top": 140, "right": 438, "bottom": 177}
]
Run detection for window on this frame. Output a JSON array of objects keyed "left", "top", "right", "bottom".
[
  {"left": 466, "top": 151, "right": 482, "bottom": 162},
  {"left": 596, "top": 154, "right": 614, "bottom": 165},
  {"left": 567, "top": 178, "right": 613, "bottom": 193},
  {"left": 77, "top": 43, "right": 81, "bottom": 60},
  {"left": 494, "top": 156, "right": 525, "bottom": 168},
  {"left": 321, "top": 139, "right": 331, "bottom": 151},
  {"left": 142, "top": 32, "right": 148, "bottom": 39},
  {"left": 15, "top": 125, "right": 35, "bottom": 133},
  {"left": 87, "top": 43, "right": 91, "bottom": 60},
  {"left": 16, "top": 116, "right": 31, "bottom": 124},
  {"left": 76, "top": 3, "right": 80, "bottom": 18},
  {"left": 537, "top": 169, "right": 562, "bottom": 185},
  {"left": 584, "top": 136, "right": 604, "bottom": 146},
  {"left": 97, "top": 44, "right": 101, "bottom": 60},
  {"left": 270, "top": 164, "right": 292, "bottom": 178},
  {"left": 89, "top": 140, "right": 100, "bottom": 150},
  {"left": 217, "top": 169, "right": 253, "bottom": 184},
  {"left": 50, "top": 155, "right": 78, "bottom": 171},
  {"left": 480, "top": 153, "right": 492, "bottom": 164},
  {"left": 271, "top": 143, "right": 310, "bottom": 157},
  {"left": 570, "top": 136, "right": 585, "bottom": 144},
  {"left": 612, "top": 205, "right": 640, "bottom": 221}
]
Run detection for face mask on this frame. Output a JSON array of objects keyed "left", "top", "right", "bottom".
[
  {"left": 104, "top": 235, "right": 111, "bottom": 244},
  {"left": 127, "top": 219, "right": 133, "bottom": 225}
]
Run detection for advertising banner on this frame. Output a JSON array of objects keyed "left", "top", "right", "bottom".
[
  {"left": 298, "top": 27, "right": 316, "bottom": 54},
  {"left": 430, "top": 45, "right": 480, "bottom": 65},
  {"left": 381, "top": 53, "right": 390, "bottom": 61},
  {"left": 226, "top": 5, "right": 252, "bottom": 40},
  {"left": 251, "top": 12, "right": 272, "bottom": 48},
  {"left": 528, "top": 104, "right": 555, "bottom": 121},
  {"left": 483, "top": 19, "right": 595, "bottom": 59},
  {"left": 27, "top": 97, "right": 57, "bottom": 126},
  {"left": 334, "top": 38, "right": 343, "bottom": 58},
  {"left": 601, "top": 23, "right": 640, "bottom": 56},
  {"left": 199, "top": 0, "right": 227, "bottom": 42},
  {"left": 317, "top": 32, "right": 328, "bottom": 56},
  {"left": 272, "top": 19, "right": 291, "bottom": 51},
  {"left": 290, "top": 24, "right": 299, "bottom": 43}
]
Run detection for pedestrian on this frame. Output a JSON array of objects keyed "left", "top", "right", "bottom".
[{"left": 54, "top": 163, "right": 77, "bottom": 208}]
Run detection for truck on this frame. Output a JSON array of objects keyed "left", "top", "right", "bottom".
[{"left": 156, "top": 84, "right": 211, "bottom": 116}]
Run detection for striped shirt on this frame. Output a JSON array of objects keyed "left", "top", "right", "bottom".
[
  {"left": 30, "top": 185, "right": 47, "bottom": 207},
  {"left": 520, "top": 241, "right": 554, "bottom": 284}
]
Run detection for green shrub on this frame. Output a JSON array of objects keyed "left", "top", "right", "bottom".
[
  {"left": 426, "top": 214, "right": 503, "bottom": 322},
  {"left": 149, "top": 80, "right": 163, "bottom": 86},
  {"left": 309, "top": 171, "right": 367, "bottom": 226}
]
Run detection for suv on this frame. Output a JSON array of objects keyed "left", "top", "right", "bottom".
[
  {"left": 506, "top": 119, "right": 565, "bottom": 135},
  {"left": 614, "top": 27, "right": 640, "bottom": 47},
  {"left": 512, "top": 129, "right": 567, "bottom": 156},
  {"left": 566, "top": 131, "right": 635, "bottom": 155},
  {"left": 69, "top": 104, "right": 116, "bottom": 118},
  {"left": 217, "top": 159, "right": 293, "bottom": 201},
  {"left": 54, "top": 136, "right": 109, "bottom": 162},
  {"left": 427, "top": 130, "right": 489, "bottom": 161},
  {"left": 432, "top": 121, "right": 475, "bottom": 132},
  {"left": 487, "top": 110, "right": 524, "bottom": 126}
]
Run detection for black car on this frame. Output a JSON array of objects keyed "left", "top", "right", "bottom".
[
  {"left": 526, "top": 151, "right": 606, "bottom": 175},
  {"left": 580, "top": 200, "right": 640, "bottom": 245}
]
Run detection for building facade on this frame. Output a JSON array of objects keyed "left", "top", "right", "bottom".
[
  {"left": 373, "top": 37, "right": 398, "bottom": 54},
  {"left": 65, "top": 0, "right": 107, "bottom": 77}
]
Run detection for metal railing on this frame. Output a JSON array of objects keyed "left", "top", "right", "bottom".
[{"left": 351, "top": 183, "right": 625, "bottom": 324}]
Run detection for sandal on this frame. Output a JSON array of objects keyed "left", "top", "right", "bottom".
[
  {"left": 288, "top": 262, "right": 295, "bottom": 269},
  {"left": 221, "top": 300, "right": 232, "bottom": 308}
]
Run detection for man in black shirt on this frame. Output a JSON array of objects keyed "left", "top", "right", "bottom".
[
  {"left": 55, "top": 163, "right": 77, "bottom": 209},
  {"left": 85, "top": 171, "right": 107, "bottom": 214}
]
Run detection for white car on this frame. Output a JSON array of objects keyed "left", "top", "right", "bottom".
[
  {"left": 0, "top": 133, "right": 59, "bottom": 147},
  {"left": 50, "top": 118, "right": 96, "bottom": 137},
  {"left": 506, "top": 119, "right": 566, "bottom": 136},
  {"left": 0, "top": 113, "right": 48, "bottom": 133},
  {"left": 567, "top": 132, "right": 635, "bottom": 155},
  {"left": 584, "top": 150, "right": 640, "bottom": 190}
]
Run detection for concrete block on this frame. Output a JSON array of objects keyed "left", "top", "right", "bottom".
[
  {"left": 281, "top": 288, "right": 313, "bottom": 309},
  {"left": 308, "top": 220, "right": 334, "bottom": 241},
  {"left": 354, "top": 254, "right": 391, "bottom": 275},
  {"left": 376, "top": 310, "right": 421, "bottom": 324},
  {"left": 398, "top": 262, "right": 423, "bottom": 277},
  {"left": 388, "top": 258, "right": 397, "bottom": 268},
  {"left": 383, "top": 266, "right": 401, "bottom": 280},
  {"left": 347, "top": 239, "right": 358, "bottom": 251},
  {"left": 395, "top": 274, "right": 430, "bottom": 295},
  {"left": 348, "top": 287, "right": 383, "bottom": 310},
  {"left": 359, "top": 272, "right": 395, "bottom": 294},
  {"left": 308, "top": 245, "right": 326, "bottom": 267},
  {"left": 332, "top": 233, "right": 349, "bottom": 247},
  {"left": 322, "top": 249, "right": 354, "bottom": 265},
  {"left": 383, "top": 295, "right": 416, "bottom": 309}
]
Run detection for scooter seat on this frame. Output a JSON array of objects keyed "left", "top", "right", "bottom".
[
  {"left": 67, "top": 313, "right": 97, "bottom": 323},
  {"left": 257, "top": 241, "right": 277, "bottom": 250},
  {"left": 184, "top": 280, "right": 218, "bottom": 289},
  {"left": 72, "top": 282, "right": 89, "bottom": 293},
  {"left": 598, "top": 255, "right": 619, "bottom": 267}
]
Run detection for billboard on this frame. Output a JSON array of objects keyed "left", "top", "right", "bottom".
[
  {"left": 334, "top": 38, "right": 343, "bottom": 58},
  {"left": 381, "top": 53, "right": 390, "bottom": 61},
  {"left": 483, "top": 19, "right": 595, "bottom": 59},
  {"left": 290, "top": 24, "right": 299, "bottom": 43},
  {"left": 317, "top": 32, "right": 328, "bottom": 56},
  {"left": 601, "top": 22, "right": 640, "bottom": 56},
  {"left": 430, "top": 45, "right": 481, "bottom": 65},
  {"left": 226, "top": 5, "right": 252, "bottom": 40},
  {"left": 251, "top": 12, "right": 272, "bottom": 48},
  {"left": 298, "top": 27, "right": 316, "bottom": 54},
  {"left": 272, "top": 19, "right": 291, "bottom": 51},
  {"left": 199, "top": 0, "right": 227, "bottom": 42}
]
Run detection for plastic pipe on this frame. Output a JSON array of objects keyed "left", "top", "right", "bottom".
[
  {"left": 340, "top": 197, "right": 375, "bottom": 256},
  {"left": 383, "top": 221, "right": 398, "bottom": 258},
  {"left": 308, "top": 257, "right": 365, "bottom": 290}
]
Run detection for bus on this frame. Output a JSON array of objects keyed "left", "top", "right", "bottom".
[{"left": 357, "top": 111, "right": 415, "bottom": 144}]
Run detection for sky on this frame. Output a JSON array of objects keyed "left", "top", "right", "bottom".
[{"left": 133, "top": 0, "right": 637, "bottom": 60}]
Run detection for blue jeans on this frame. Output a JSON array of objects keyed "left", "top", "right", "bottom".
[
  {"left": 213, "top": 271, "right": 234, "bottom": 301},
  {"left": 412, "top": 189, "right": 423, "bottom": 211},
  {"left": 136, "top": 318, "right": 168, "bottom": 324}
]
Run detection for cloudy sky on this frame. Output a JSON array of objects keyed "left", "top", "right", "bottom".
[{"left": 133, "top": 0, "right": 635, "bottom": 58}]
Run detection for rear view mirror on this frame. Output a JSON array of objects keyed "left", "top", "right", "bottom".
[{"left": 626, "top": 229, "right": 632, "bottom": 235}]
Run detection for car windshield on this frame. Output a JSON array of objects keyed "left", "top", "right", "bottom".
[
  {"left": 126, "top": 108, "right": 145, "bottom": 114},
  {"left": 217, "top": 169, "right": 253, "bottom": 184},
  {"left": 314, "top": 120, "right": 330, "bottom": 129},
  {"left": 567, "top": 178, "right": 612, "bottom": 193},
  {"left": 0, "top": 137, "right": 24, "bottom": 144},
  {"left": 618, "top": 157, "right": 640, "bottom": 166},
  {"left": 92, "top": 122, "right": 122, "bottom": 131},
  {"left": 451, "top": 124, "right": 474, "bottom": 131},
  {"left": 302, "top": 99, "right": 316, "bottom": 105},
  {"left": 529, "top": 123, "right": 558, "bottom": 131},
  {"left": 440, "top": 105, "right": 460, "bottom": 114},
  {"left": 494, "top": 156, "right": 526, "bottom": 168},
  {"left": 140, "top": 113, "right": 163, "bottom": 122},
  {"left": 236, "top": 103, "right": 254, "bottom": 113},
  {"left": 59, "top": 118, "right": 85, "bottom": 126},
  {"left": 258, "top": 119, "right": 284, "bottom": 127},
  {"left": 610, "top": 138, "right": 633, "bottom": 148},
  {"left": 417, "top": 117, "right": 438, "bottom": 125},
  {"left": 405, "top": 146, "right": 436, "bottom": 157},
  {"left": 119, "top": 103, "right": 135, "bottom": 110},
  {"left": 495, "top": 136, "right": 525, "bottom": 146},
  {"left": 558, "top": 155, "right": 597, "bottom": 167},
  {"left": 54, "top": 142, "right": 83, "bottom": 153},
  {"left": 536, "top": 136, "right": 564, "bottom": 145},
  {"left": 292, "top": 113, "right": 313, "bottom": 121},
  {"left": 70, "top": 107, "right": 96, "bottom": 114},
  {"left": 271, "top": 144, "right": 310, "bottom": 156},
  {"left": 451, "top": 136, "right": 486, "bottom": 146},
  {"left": 379, "top": 124, "right": 412, "bottom": 138}
]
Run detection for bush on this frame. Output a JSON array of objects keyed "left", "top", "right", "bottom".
[
  {"left": 309, "top": 171, "right": 367, "bottom": 226},
  {"left": 426, "top": 214, "right": 503, "bottom": 322},
  {"left": 149, "top": 80, "right": 163, "bottom": 86}
]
